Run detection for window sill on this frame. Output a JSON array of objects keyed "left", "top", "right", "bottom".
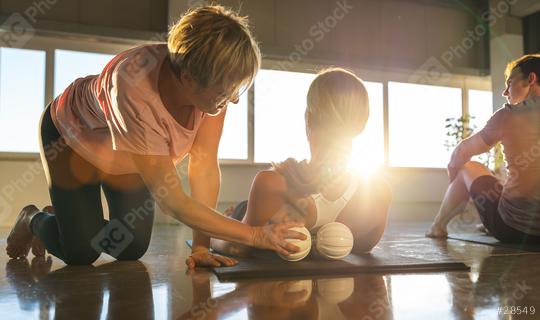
[{"left": 0, "top": 152, "right": 41, "bottom": 162}]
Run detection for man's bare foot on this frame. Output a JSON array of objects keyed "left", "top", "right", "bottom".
[
  {"left": 31, "top": 206, "right": 54, "bottom": 257},
  {"left": 425, "top": 223, "right": 448, "bottom": 238},
  {"left": 6, "top": 205, "right": 40, "bottom": 259}
]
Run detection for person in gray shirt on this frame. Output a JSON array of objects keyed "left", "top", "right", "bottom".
[{"left": 427, "top": 54, "right": 540, "bottom": 244}]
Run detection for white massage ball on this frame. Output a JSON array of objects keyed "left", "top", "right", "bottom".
[
  {"left": 316, "top": 222, "right": 354, "bottom": 260},
  {"left": 278, "top": 227, "right": 312, "bottom": 261}
]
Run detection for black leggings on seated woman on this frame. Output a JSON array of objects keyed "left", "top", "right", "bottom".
[{"left": 31, "top": 103, "right": 156, "bottom": 265}]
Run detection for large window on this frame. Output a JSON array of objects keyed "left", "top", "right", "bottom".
[
  {"left": 0, "top": 48, "right": 46, "bottom": 153},
  {"left": 388, "top": 82, "right": 462, "bottom": 168},
  {"left": 54, "top": 49, "right": 114, "bottom": 97},
  {"left": 350, "top": 81, "right": 384, "bottom": 174},
  {"left": 254, "top": 69, "right": 385, "bottom": 170},
  {"left": 469, "top": 89, "right": 494, "bottom": 164},
  {"left": 468, "top": 89, "right": 493, "bottom": 131},
  {"left": 0, "top": 39, "right": 493, "bottom": 171},
  {"left": 218, "top": 93, "right": 248, "bottom": 160},
  {"left": 254, "top": 69, "right": 316, "bottom": 163}
]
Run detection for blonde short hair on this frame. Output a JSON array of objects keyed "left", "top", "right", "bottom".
[
  {"left": 305, "top": 68, "right": 369, "bottom": 142},
  {"left": 168, "top": 5, "right": 261, "bottom": 94}
]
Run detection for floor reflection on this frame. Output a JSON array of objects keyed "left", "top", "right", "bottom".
[
  {"left": 431, "top": 239, "right": 540, "bottom": 319},
  {"left": 2, "top": 224, "right": 540, "bottom": 319},
  {"left": 4, "top": 258, "right": 155, "bottom": 320},
  {"left": 175, "top": 270, "right": 392, "bottom": 320}
]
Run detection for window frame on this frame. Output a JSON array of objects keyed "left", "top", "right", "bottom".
[{"left": 0, "top": 34, "right": 492, "bottom": 171}]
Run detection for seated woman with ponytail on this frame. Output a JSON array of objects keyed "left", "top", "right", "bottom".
[{"left": 206, "top": 68, "right": 392, "bottom": 261}]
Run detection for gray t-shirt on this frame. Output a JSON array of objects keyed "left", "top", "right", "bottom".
[{"left": 479, "top": 96, "right": 540, "bottom": 235}]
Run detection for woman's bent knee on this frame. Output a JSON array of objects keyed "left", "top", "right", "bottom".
[{"left": 113, "top": 242, "right": 150, "bottom": 261}]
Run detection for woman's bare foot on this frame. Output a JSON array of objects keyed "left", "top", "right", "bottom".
[
  {"left": 223, "top": 204, "right": 236, "bottom": 217},
  {"left": 475, "top": 223, "right": 490, "bottom": 235},
  {"left": 6, "top": 205, "right": 40, "bottom": 259},
  {"left": 30, "top": 256, "right": 53, "bottom": 279},
  {"left": 31, "top": 206, "right": 54, "bottom": 257},
  {"left": 425, "top": 223, "right": 448, "bottom": 238}
]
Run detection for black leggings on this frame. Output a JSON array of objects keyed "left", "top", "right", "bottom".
[{"left": 32, "top": 103, "right": 155, "bottom": 265}]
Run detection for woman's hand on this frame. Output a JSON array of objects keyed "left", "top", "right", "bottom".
[
  {"left": 185, "top": 247, "right": 238, "bottom": 269},
  {"left": 251, "top": 221, "right": 307, "bottom": 257}
]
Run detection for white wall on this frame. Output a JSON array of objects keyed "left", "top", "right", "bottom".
[
  {"left": 0, "top": 157, "right": 115, "bottom": 226},
  {"left": 0, "top": 159, "right": 51, "bottom": 226}
]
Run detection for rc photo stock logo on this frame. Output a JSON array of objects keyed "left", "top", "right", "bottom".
[
  {"left": 0, "top": 161, "right": 43, "bottom": 224},
  {"left": 0, "top": 13, "right": 35, "bottom": 48},
  {"left": 91, "top": 219, "right": 134, "bottom": 257},
  {"left": 409, "top": 0, "right": 519, "bottom": 85},
  {"left": 409, "top": 57, "right": 453, "bottom": 86}
]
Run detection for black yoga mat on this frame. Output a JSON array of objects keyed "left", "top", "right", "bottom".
[
  {"left": 449, "top": 233, "right": 540, "bottom": 252},
  {"left": 185, "top": 240, "right": 469, "bottom": 281}
]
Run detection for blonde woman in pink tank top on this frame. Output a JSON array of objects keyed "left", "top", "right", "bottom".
[{"left": 6, "top": 6, "right": 306, "bottom": 267}]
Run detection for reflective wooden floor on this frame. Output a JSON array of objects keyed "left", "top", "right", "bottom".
[{"left": 1, "top": 222, "right": 539, "bottom": 320}]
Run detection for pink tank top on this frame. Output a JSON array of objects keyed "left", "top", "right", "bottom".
[{"left": 50, "top": 44, "right": 206, "bottom": 175}]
